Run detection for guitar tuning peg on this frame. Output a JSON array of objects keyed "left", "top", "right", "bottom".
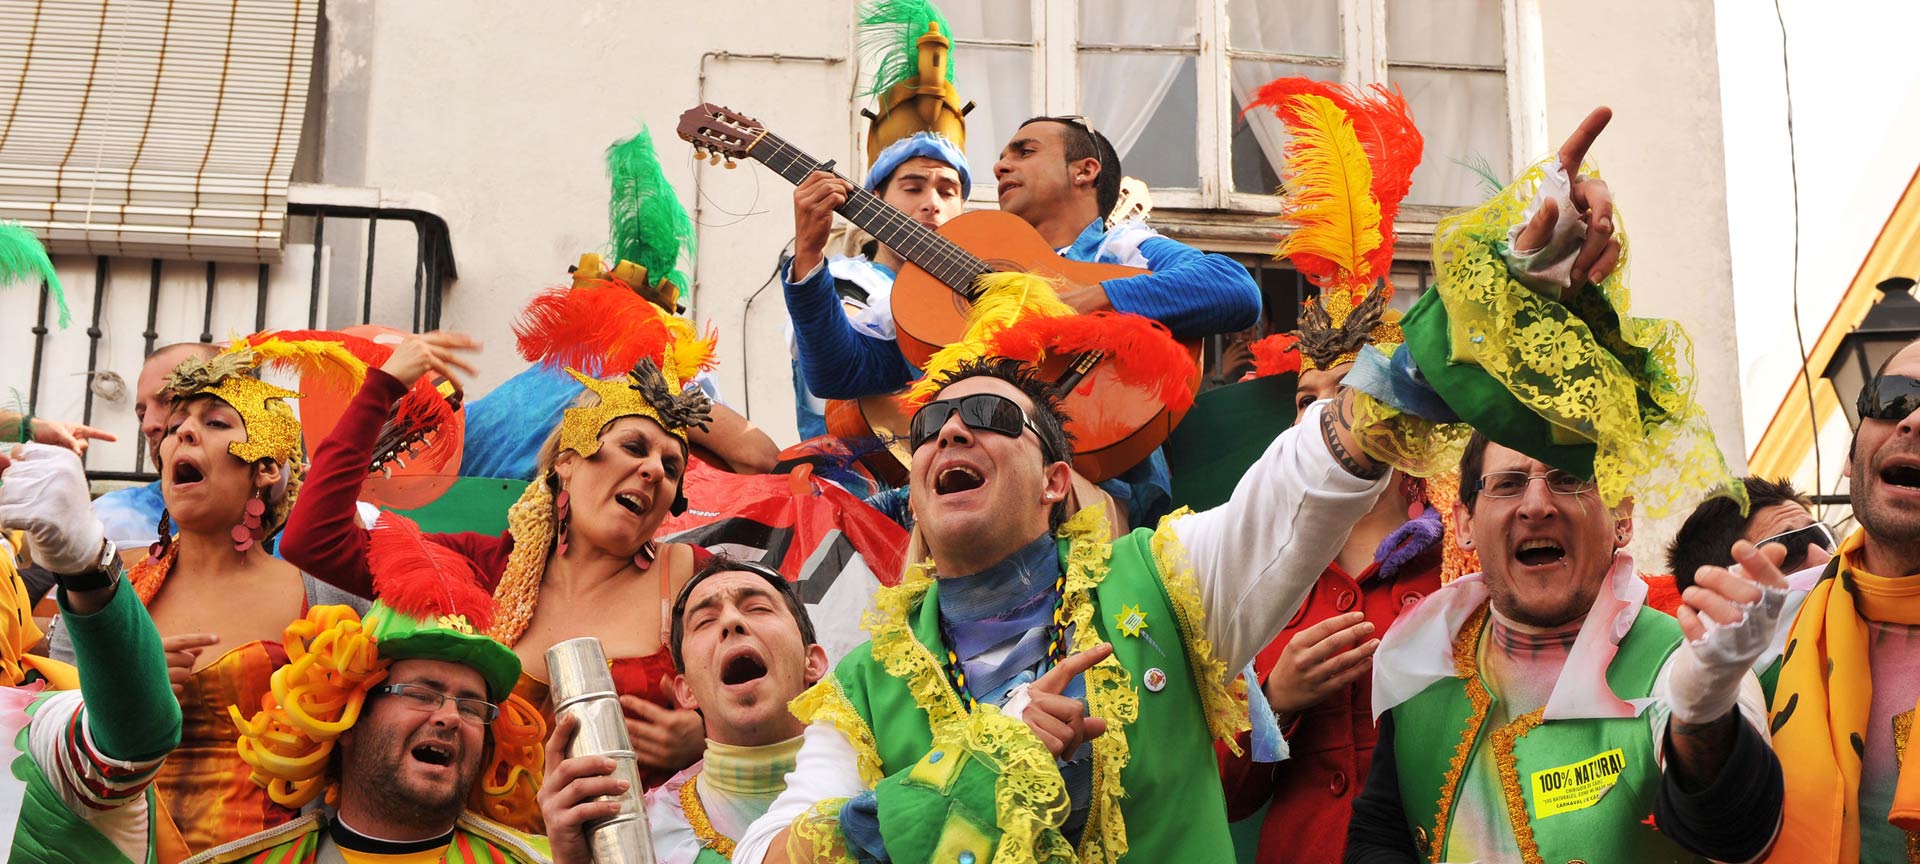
[
  {"left": 709, "top": 153, "right": 723, "bottom": 166},
  {"left": 379, "top": 465, "right": 393, "bottom": 479},
  {"left": 723, "top": 158, "right": 738, "bottom": 170},
  {"left": 693, "top": 147, "right": 709, "bottom": 160},
  {"left": 393, "top": 455, "right": 408, "bottom": 469}
]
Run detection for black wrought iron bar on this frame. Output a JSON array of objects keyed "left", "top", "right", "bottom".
[
  {"left": 308, "top": 213, "right": 325, "bottom": 328},
  {"left": 362, "top": 218, "right": 378, "bottom": 324},
  {"left": 79, "top": 257, "right": 110, "bottom": 444},
  {"left": 199, "top": 261, "right": 217, "bottom": 344}
]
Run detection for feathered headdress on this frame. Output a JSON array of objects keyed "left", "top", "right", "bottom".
[
  {"left": 0, "top": 223, "right": 68, "bottom": 328},
  {"left": 579, "top": 126, "right": 696, "bottom": 314},
  {"left": 230, "top": 512, "right": 533, "bottom": 809},
  {"left": 162, "top": 335, "right": 369, "bottom": 464},
  {"left": 1246, "top": 78, "right": 1423, "bottom": 371},
  {"left": 860, "top": 0, "right": 970, "bottom": 164},
  {"left": 980, "top": 311, "right": 1198, "bottom": 415},
  {"left": 250, "top": 329, "right": 464, "bottom": 476},
  {"left": 514, "top": 276, "right": 717, "bottom": 452},
  {"left": 1248, "top": 332, "right": 1303, "bottom": 379},
  {"left": 904, "top": 272, "right": 1076, "bottom": 406}
]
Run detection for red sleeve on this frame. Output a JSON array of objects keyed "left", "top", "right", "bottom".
[{"left": 282, "top": 368, "right": 516, "bottom": 594}]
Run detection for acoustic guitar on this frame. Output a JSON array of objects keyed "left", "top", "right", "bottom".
[{"left": 679, "top": 103, "right": 1201, "bottom": 482}]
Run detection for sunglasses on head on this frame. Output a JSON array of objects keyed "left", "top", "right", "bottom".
[
  {"left": 1754, "top": 521, "right": 1836, "bottom": 574},
  {"left": 908, "top": 393, "right": 1054, "bottom": 460},
  {"left": 1859, "top": 374, "right": 1920, "bottom": 422}
]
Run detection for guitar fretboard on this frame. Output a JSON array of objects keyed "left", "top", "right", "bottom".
[{"left": 750, "top": 131, "right": 991, "bottom": 298}]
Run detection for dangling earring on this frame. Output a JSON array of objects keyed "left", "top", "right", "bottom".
[
  {"left": 149, "top": 509, "right": 173, "bottom": 563},
  {"left": 233, "top": 491, "right": 266, "bottom": 553},
  {"left": 1402, "top": 474, "right": 1427, "bottom": 521},
  {"left": 634, "top": 539, "right": 658, "bottom": 571},
  {"left": 555, "top": 485, "right": 572, "bottom": 556}
]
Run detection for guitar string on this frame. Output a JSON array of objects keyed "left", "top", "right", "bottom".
[{"left": 755, "top": 134, "right": 990, "bottom": 296}]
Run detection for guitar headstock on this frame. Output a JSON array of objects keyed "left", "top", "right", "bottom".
[
  {"left": 677, "top": 103, "right": 764, "bottom": 167},
  {"left": 1106, "top": 176, "right": 1153, "bottom": 229}
]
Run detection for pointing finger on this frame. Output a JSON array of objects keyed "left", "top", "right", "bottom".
[
  {"left": 1033, "top": 643, "right": 1113, "bottom": 694},
  {"left": 1557, "top": 106, "right": 1613, "bottom": 171}
]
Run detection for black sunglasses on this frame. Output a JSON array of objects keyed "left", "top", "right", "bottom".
[
  {"left": 1754, "top": 521, "right": 1836, "bottom": 574},
  {"left": 908, "top": 393, "right": 1053, "bottom": 460},
  {"left": 1859, "top": 374, "right": 1920, "bottom": 422}
]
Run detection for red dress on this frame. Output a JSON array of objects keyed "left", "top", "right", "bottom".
[
  {"left": 1218, "top": 518, "right": 1443, "bottom": 864},
  {"left": 280, "top": 368, "right": 710, "bottom": 823}
]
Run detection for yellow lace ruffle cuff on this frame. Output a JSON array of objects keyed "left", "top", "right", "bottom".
[
  {"left": 1150, "top": 509, "right": 1251, "bottom": 752},
  {"left": 790, "top": 677, "right": 885, "bottom": 788}
]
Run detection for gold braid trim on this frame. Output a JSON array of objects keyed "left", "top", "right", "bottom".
[
  {"left": 488, "top": 473, "right": 557, "bottom": 645},
  {"left": 1060, "top": 527, "right": 1139, "bottom": 864},
  {"left": 1428, "top": 605, "right": 1491, "bottom": 863},
  {"left": 866, "top": 560, "right": 968, "bottom": 731},
  {"left": 1148, "top": 509, "right": 1250, "bottom": 749},
  {"left": 1491, "top": 708, "right": 1547, "bottom": 864},
  {"left": 1894, "top": 709, "right": 1919, "bottom": 862},
  {"left": 787, "top": 796, "right": 858, "bottom": 864},
  {"left": 682, "top": 776, "right": 737, "bottom": 859},
  {"left": 789, "top": 677, "right": 885, "bottom": 787}
]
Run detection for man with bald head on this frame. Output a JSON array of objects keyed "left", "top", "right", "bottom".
[
  {"left": 94, "top": 342, "right": 218, "bottom": 551},
  {"left": 1767, "top": 337, "right": 1920, "bottom": 862}
]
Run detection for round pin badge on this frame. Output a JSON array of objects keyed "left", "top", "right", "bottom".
[{"left": 1143, "top": 667, "right": 1167, "bottom": 692}]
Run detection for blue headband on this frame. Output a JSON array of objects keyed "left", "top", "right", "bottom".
[{"left": 865, "top": 132, "right": 972, "bottom": 198}]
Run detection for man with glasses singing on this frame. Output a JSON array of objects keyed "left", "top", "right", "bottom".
[
  {"left": 1345, "top": 432, "right": 1786, "bottom": 863},
  {"left": 189, "top": 513, "right": 548, "bottom": 864},
  {"left": 1767, "top": 340, "right": 1920, "bottom": 863},
  {"left": 728, "top": 356, "right": 1395, "bottom": 863}
]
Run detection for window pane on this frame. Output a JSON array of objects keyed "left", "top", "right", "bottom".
[
  {"left": 1078, "top": 0, "right": 1196, "bottom": 46},
  {"left": 1229, "top": 0, "right": 1338, "bottom": 58},
  {"left": 944, "top": 0, "right": 1032, "bottom": 43},
  {"left": 1228, "top": 60, "right": 1341, "bottom": 195},
  {"left": 947, "top": 44, "right": 1033, "bottom": 192},
  {"left": 1078, "top": 52, "right": 1199, "bottom": 189},
  {"left": 1387, "top": 0, "right": 1503, "bottom": 66},
  {"left": 1391, "top": 67, "right": 1507, "bottom": 207}
]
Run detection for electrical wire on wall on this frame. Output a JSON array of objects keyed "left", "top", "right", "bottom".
[{"left": 1775, "top": 0, "right": 1823, "bottom": 518}]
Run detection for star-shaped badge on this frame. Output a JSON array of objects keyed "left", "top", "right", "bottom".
[{"left": 1114, "top": 604, "right": 1148, "bottom": 638}]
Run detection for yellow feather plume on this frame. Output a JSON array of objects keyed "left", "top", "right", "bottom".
[
  {"left": 907, "top": 271, "right": 1075, "bottom": 405},
  {"left": 1274, "top": 93, "right": 1382, "bottom": 290},
  {"left": 244, "top": 337, "right": 370, "bottom": 396},
  {"left": 662, "top": 315, "right": 718, "bottom": 387}
]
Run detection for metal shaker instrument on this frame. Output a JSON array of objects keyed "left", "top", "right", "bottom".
[{"left": 547, "top": 636, "right": 657, "bottom": 864}]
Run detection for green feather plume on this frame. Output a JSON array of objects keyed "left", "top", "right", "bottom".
[
  {"left": 0, "top": 223, "right": 68, "bottom": 328},
  {"left": 859, "top": 0, "right": 956, "bottom": 97},
  {"left": 606, "top": 127, "right": 695, "bottom": 300}
]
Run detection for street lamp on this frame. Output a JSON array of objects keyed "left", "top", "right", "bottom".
[{"left": 1822, "top": 276, "right": 1920, "bottom": 429}]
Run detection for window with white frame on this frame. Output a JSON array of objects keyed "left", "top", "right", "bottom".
[{"left": 934, "top": 0, "right": 1535, "bottom": 213}]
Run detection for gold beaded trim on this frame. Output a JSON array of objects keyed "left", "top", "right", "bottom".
[
  {"left": 1491, "top": 707, "right": 1547, "bottom": 864},
  {"left": 1427, "top": 605, "right": 1491, "bottom": 863},
  {"left": 1895, "top": 709, "right": 1919, "bottom": 863},
  {"left": 1149, "top": 508, "right": 1250, "bottom": 750},
  {"left": 680, "top": 776, "right": 736, "bottom": 859}
]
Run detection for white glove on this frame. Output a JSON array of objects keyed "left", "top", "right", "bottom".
[
  {"left": 1504, "top": 159, "right": 1586, "bottom": 296},
  {"left": 1666, "top": 572, "right": 1789, "bottom": 726},
  {"left": 0, "top": 443, "right": 106, "bottom": 574}
]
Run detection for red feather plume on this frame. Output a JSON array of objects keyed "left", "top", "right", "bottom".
[
  {"left": 984, "top": 312, "right": 1197, "bottom": 414},
  {"left": 252, "top": 329, "right": 463, "bottom": 471},
  {"left": 514, "top": 278, "right": 674, "bottom": 376},
  {"left": 1248, "top": 333, "right": 1302, "bottom": 379},
  {"left": 368, "top": 511, "right": 495, "bottom": 632},
  {"left": 1245, "top": 78, "right": 1423, "bottom": 289}
]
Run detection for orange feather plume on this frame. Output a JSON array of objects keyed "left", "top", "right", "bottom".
[
  {"left": 368, "top": 511, "right": 495, "bottom": 633},
  {"left": 983, "top": 311, "right": 1197, "bottom": 414},
  {"left": 515, "top": 277, "right": 717, "bottom": 385},
  {"left": 251, "top": 330, "right": 463, "bottom": 470},
  {"left": 1247, "top": 78, "right": 1423, "bottom": 295},
  {"left": 1248, "top": 333, "right": 1302, "bottom": 379}
]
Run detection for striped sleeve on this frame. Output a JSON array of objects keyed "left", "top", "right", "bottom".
[
  {"left": 1100, "top": 235, "right": 1263, "bottom": 339},
  {"left": 27, "top": 689, "right": 164, "bottom": 815}
]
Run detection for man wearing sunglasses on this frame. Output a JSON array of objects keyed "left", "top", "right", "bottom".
[
  {"left": 194, "top": 513, "right": 548, "bottom": 864},
  {"left": 728, "top": 356, "right": 1397, "bottom": 864},
  {"left": 1347, "top": 433, "right": 1785, "bottom": 863},
  {"left": 541, "top": 555, "right": 828, "bottom": 863},
  {"left": 1768, "top": 342, "right": 1920, "bottom": 863}
]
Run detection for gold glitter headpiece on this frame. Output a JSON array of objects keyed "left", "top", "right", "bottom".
[
  {"left": 559, "top": 358, "right": 714, "bottom": 455},
  {"left": 162, "top": 335, "right": 368, "bottom": 464}
]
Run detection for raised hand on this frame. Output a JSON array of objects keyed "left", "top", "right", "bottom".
[
  {"left": 1513, "top": 106, "right": 1621, "bottom": 289},
  {"left": 790, "top": 170, "right": 854, "bottom": 281},
  {"left": 0, "top": 443, "right": 105, "bottom": 573},
  {"left": 536, "top": 712, "right": 628, "bottom": 864},
  {"left": 1678, "top": 540, "right": 1791, "bottom": 644},
  {"left": 378, "top": 331, "right": 481, "bottom": 391},
  {"left": 28, "top": 417, "right": 117, "bottom": 457},
  {"left": 1020, "top": 643, "right": 1113, "bottom": 760},
  {"left": 1261, "top": 611, "right": 1378, "bottom": 726},
  {"left": 621, "top": 675, "right": 705, "bottom": 774}
]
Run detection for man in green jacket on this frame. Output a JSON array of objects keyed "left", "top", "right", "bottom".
[{"left": 0, "top": 443, "right": 182, "bottom": 863}]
